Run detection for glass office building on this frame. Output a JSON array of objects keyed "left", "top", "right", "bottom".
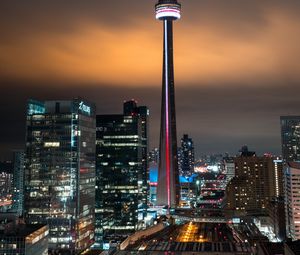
[
  {"left": 95, "top": 101, "right": 148, "bottom": 249},
  {"left": 280, "top": 116, "right": 300, "bottom": 162},
  {"left": 179, "top": 134, "right": 195, "bottom": 176},
  {"left": 24, "top": 99, "right": 96, "bottom": 254}
]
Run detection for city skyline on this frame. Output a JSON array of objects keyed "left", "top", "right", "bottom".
[
  {"left": 2, "top": 1, "right": 300, "bottom": 254},
  {"left": 1, "top": 0, "right": 300, "bottom": 158}
]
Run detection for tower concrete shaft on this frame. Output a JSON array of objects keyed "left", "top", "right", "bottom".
[{"left": 155, "top": 0, "right": 181, "bottom": 208}]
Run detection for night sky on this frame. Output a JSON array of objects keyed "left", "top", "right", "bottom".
[{"left": 1, "top": 0, "right": 300, "bottom": 159}]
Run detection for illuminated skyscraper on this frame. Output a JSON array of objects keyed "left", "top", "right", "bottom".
[
  {"left": 24, "top": 99, "right": 96, "bottom": 254},
  {"left": 155, "top": 0, "right": 181, "bottom": 208},
  {"left": 280, "top": 116, "right": 300, "bottom": 162},
  {"left": 180, "top": 134, "right": 195, "bottom": 176},
  {"left": 95, "top": 101, "right": 148, "bottom": 248}
]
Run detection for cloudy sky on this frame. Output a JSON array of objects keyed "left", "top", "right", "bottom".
[{"left": 1, "top": 0, "right": 300, "bottom": 159}]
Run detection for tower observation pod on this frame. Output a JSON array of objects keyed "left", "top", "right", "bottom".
[
  {"left": 155, "top": 0, "right": 181, "bottom": 210},
  {"left": 155, "top": 0, "right": 181, "bottom": 20}
]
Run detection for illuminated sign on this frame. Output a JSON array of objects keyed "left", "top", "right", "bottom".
[{"left": 79, "top": 101, "right": 91, "bottom": 115}]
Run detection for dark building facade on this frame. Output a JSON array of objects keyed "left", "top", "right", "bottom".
[
  {"left": 0, "top": 223, "right": 48, "bottom": 255},
  {"left": 123, "top": 100, "right": 149, "bottom": 199},
  {"left": 95, "top": 101, "right": 148, "bottom": 249},
  {"left": 179, "top": 134, "right": 194, "bottom": 176},
  {"left": 0, "top": 161, "right": 13, "bottom": 212},
  {"left": 12, "top": 150, "right": 25, "bottom": 216},
  {"left": 155, "top": 0, "right": 181, "bottom": 208},
  {"left": 280, "top": 116, "right": 300, "bottom": 162},
  {"left": 24, "top": 99, "right": 96, "bottom": 253}
]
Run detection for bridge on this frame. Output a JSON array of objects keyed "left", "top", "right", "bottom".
[
  {"left": 172, "top": 208, "right": 240, "bottom": 224},
  {"left": 172, "top": 214, "right": 228, "bottom": 223}
]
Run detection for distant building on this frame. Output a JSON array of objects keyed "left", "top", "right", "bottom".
[
  {"left": 284, "top": 162, "right": 300, "bottom": 240},
  {"left": 148, "top": 163, "right": 158, "bottom": 205},
  {"left": 179, "top": 174, "right": 198, "bottom": 206},
  {"left": 0, "top": 222, "right": 48, "bottom": 255},
  {"left": 12, "top": 150, "right": 25, "bottom": 216},
  {"left": 149, "top": 148, "right": 159, "bottom": 164},
  {"left": 223, "top": 157, "right": 235, "bottom": 183},
  {"left": 24, "top": 99, "right": 96, "bottom": 253},
  {"left": 239, "top": 145, "right": 256, "bottom": 157},
  {"left": 280, "top": 116, "right": 300, "bottom": 162},
  {"left": 0, "top": 161, "right": 13, "bottom": 212},
  {"left": 179, "top": 134, "right": 195, "bottom": 176},
  {"left": 148, "top": 149, "right": 159, "bottom": 205},
  {"left": 95, "top": 100, "right": 148, "bottom": 249}
]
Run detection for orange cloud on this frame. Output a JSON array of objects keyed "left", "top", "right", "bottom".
[{"left": 0, "top": 4, "right": 300, "bottom": 87}]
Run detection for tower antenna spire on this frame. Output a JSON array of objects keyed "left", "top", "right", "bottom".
[{"left": 155, "top": 0, "right": 181, "bottom": 209}]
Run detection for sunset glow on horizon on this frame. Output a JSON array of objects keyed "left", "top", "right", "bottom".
[{"left": 1, "top": 1, "right": 300, "bottom": 87}]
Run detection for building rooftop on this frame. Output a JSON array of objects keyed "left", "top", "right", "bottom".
[
  {"left": 120, "top": 222, "right": 255, "bottom": 254},
  {"left": 287, "top": 162, "right": 300, "bottom": 169},
  {"left": 0, "top": 223, "right": 47, "bottom": 238},
  {"left": 116, "top": 241, "right": 253, "bottom": 255}
]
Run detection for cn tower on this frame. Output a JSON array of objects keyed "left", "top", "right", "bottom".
[{"left": 155, "top": 0, "right": 181, "bottom": 208}]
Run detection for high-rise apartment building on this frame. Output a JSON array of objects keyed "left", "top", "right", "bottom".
[
  {"left": 280, "top": 116, "right": 300, "bottom": 162},
  {"left": 284, "top": 162, "right": 300, "bottom": 240},
  {"left": 226, "top": 153, "right": 286, "bottom": 240},
  {"left": 24, "top": 99, "right": 96, "bottom": 253},
  {"left": 95, "top": 101, "right": 148, "bottom": 249},
  {"left": 155, "top": 0, "right": 181, "bottom": 208},
  {"left": 12, "top": 150, "right": 25, "bottom": 216},
  {"left": 179, "top": 134, "right": 194, "bottom": 176},
  {"left": 226, "top": 148, "right": 283, "bottom": 216}
]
